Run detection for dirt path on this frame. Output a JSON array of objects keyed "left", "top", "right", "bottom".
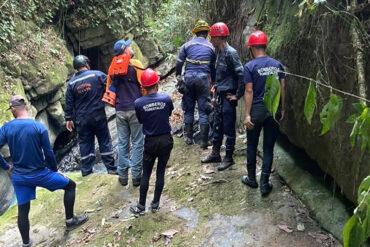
[{"left": 0, "top": 77, "right": 342, "bottom": 246}]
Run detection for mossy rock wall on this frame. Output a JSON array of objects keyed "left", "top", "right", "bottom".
[{"left": 208, "top": 0, "right": 369, "bottom": 203}]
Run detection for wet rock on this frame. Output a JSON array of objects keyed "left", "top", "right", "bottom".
[
  {"left": 46, "top": 101, "right": 65, "bottom": 128},
  {"left": 172, "top": 207, "right": 199, "bottom": 230},
  {"left": 156, "top": 55, "right": 177, "bottom": 78},
  {"left": 0, "top": 169, "right": 13, "bottom": 216}
]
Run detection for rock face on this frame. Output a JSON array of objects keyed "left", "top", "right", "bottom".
[
  {"left": 0, "top": 23, "right": 74, "bottom": 215},
  {"left": 0, "top": 170, "right": 13, "bottom": 216},
  {"left": 209, "top": 0, "right": 369, "bottom": 203}
]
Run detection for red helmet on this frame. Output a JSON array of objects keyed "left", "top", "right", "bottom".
[
  {"left": 141, "top": 68, "right": 159, "bottom": 87},
  {"left": 246, "top": 30, "right": 268, "bottom": 47},
  {"left": 209, "top": 22, "right": 229, "bottom": 37}
]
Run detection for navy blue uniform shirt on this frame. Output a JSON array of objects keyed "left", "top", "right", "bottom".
[
  {"left": 134, "top": 93, "right": 174, "bottom": 136},
  {"left": 0, "top": 119, "right": 57, "bottom": 174},
  {"left": 214, "top": 44, "right": 245, "bottom": 99},
  {"left": 176, "top": 37, "right": 216, "bottom": 81},
  {"left": 64, "top": 69, "right": 107, "bottom": 123},
  {"left": 113, "top": 65, "right": 142, "bottom": 111},
  {"left": 244, "top": 56, "right": 285, "bottom": 104}
]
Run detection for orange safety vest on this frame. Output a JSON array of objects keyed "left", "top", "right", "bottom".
[{"left": 102, "top": 57, "right": 146, "bottom": 107}]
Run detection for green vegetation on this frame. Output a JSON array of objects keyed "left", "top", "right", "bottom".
[
  {"left": 263, "top": 75, "right": 281, "bottom": 121},
  {"left": 344, "top": 176, "right": 370, "bottom": 247},
  {"left": 144, "top": 0, "right": 204, "bottom": 51}
]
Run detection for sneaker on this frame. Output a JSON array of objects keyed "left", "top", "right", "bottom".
[
  {"left": 22, "top": 240, "right": 32, "bottom": 247},
  {"left": 118, "top": 177, "right": 128, "bottom": 186},
  {"left": 132, "top": 177, "right": 141, "bottom": 187},
  {"left": 130, "top": 204, "right": 145, "bottom": 216},
  {"left": 66, "top": 214, "right": 89, "bottom": 231},
  {"left": 107, "top": 169, "right": 118, "bottom": 175},
  {"left": 150, "top": 201, "right": 160, "bottom": 213}
]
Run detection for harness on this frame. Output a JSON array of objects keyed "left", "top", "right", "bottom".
[{"left": 185, "top": 58, "right": 211, "bottom": 65}]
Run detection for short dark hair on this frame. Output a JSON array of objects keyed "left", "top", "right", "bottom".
[
  {"left": 143, "top": 84, "right": 157, "bottom": 91},
  {"left": 252, "top": 45, "right": 266, "bottom": 50},
  {"left": 196, "top": 31, "right": 209, "bottom": 37}
]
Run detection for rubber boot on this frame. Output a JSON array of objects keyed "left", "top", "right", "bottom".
[
  {"left": 218, "top": 151, "right": 235, "bottom": 171},
  {"left": 241, "top": 164, "right": 258, "bottom": 188},
  {"left": 260, "top": 172, "right": 273, "bottom": 196},
  {"left": 201, "top": 147, "right": 221, "bottom": 163},
  {"left": 199, "top": 124, "right": 210, "bottom": 149},
  {"left": 184, "top": 123, "right": 193, "bottom": 145}
]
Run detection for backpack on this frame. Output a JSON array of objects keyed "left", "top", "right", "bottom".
[{"left": 108, "top": 53, "right": 131, "bottom": 77}]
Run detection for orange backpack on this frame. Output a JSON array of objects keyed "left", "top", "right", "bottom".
[
  {"left": 102, "top": 57, "right": 147, "bottom": 107},
  {"left": 108, "top": 53, "right": 131, "bottom": 77}
]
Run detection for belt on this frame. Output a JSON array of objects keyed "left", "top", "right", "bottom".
[{"left": 186, "top": 58, "right": 211, "bottom": 65}]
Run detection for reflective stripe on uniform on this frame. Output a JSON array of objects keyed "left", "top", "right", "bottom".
[
  {"left": 235, "top": 66, "right": 244, "bottom": 72},
  {"left": 177, "top": 58, "right": 184, "bottom": 63},
  {"left": 186, "top": 58, "right": 211, "bottom": 65},
  {"left": 81, "top": 153, "right": 96, "bottom": 160},
  {"left": 184, "top": 42, "right": 215, "bottom": 51},
  {"left": 69, "top": 73, "right": 96, "bottom": 85},
  {"left": 100, "top": 151, "right": 114, "bottom": 156}
]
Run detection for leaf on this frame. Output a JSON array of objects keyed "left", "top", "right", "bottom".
[
  {"left": 304, "top": 81, "right": 316, "bottom": 124},
  {"left": 343, "top": 215, "right": 365, "bottom": 247},
  {"left": 126, "top": 237, "right": 136, "bottom": 244},
  {"left": 358, "top": 176, "right": 370, "bottom": 203},
  {"left": 353, "top": 102, "right": 366, "bottom": 113},
  {"left": 308, "top": 232, "right": 329, "bottom": 240},
  {"left": 263, "top": 74, "right": 281, "bottom": 119},
  {"left": 319, "top": 94, "right": 343, "bottom": 135},
  {"left": 278, "top": 224, "right": 293, "bottom": 233},
  {"left": 346, "top": 114, "right": 358, "bottom": 124},
  {"left": 161, "top": 229, "right": 178, "bottom": 238}
]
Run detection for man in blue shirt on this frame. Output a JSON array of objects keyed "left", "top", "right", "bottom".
[
  {"left": 176, "top": 19, "right": 216, "bottom": 148},
  {"left": 111, "top": 40, "right": 144, "bottom": 187},
  {"left": 201, "top": 22, "right": 245, "bottom": 172},
  {"left": 241, "top": 30, "right": 286, "bottom": 196},
  {"left": 130, "top": 69, "right": 174, "bottom": 215},
  {"left": 0, "top": 95, "right": 88, "bottom": 247},
  {"left": 64, "top": 55, "right": 117, "bottom": 177}
]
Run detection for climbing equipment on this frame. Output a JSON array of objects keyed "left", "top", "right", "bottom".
[
  {"left": 209, "top": 22, "right": 229, "bottom": 37},
  {"left": 73, "top": 55, "right": 90, "bottom": 70},
  {"left": 140, "top": 68, "right": 160, "bottom": 87},
  {"left": 185, "top": 58, "right": 211, "bottom": 65},
  {"left": 246, "top": 30, "right": 268, "bottom": 47},
  {"left": 192, "top": 19, "right": 211, "bottom": 34}
]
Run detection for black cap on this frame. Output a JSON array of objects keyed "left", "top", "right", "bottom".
[{"left": 8, "top": 95, "right": 26, "bottom": 110}]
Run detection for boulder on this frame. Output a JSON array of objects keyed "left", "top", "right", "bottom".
[
  {"left": 155, "top": 54, "right": 177, "bottom": 78},
  {"left": 0, "top": 169, "right": 13, "bottom": 216}
]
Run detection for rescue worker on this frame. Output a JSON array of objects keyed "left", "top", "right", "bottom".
[
  {"left": 130, "top": 69, "right": 174, "bottom": 215},
  {"left": 64, "top": 55, "right": 117, "bottom": 176},
  {"left": 201, "top": 22, "right": 245, "bottom": 171},
  {"left": 111, "top": 39, "right": 144, "bottom": 187},
  {"left": 241, "top": 30, "right": 286, "bottom": 196},
  {"left": 0, "top": 95, "right": 88, "bottom": 247},
  {"left": 176, "top": 19, "right": 216, "bottom": 148}
]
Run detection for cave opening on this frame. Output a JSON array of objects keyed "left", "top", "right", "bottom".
[{"left": 79, "top": 46, "right": 104, "bottom": 71}]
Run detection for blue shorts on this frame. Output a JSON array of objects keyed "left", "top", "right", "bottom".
[{"left": 12, "top": 168, "right": 70, "bottom": 205}]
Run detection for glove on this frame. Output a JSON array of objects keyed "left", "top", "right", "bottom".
[{"left": 176, "top": 75, "right": 186, "bottom": 94}]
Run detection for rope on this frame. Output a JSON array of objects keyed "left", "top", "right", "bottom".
[{"left": 282, "top": 71, "right": 370, "bottom": 103}]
